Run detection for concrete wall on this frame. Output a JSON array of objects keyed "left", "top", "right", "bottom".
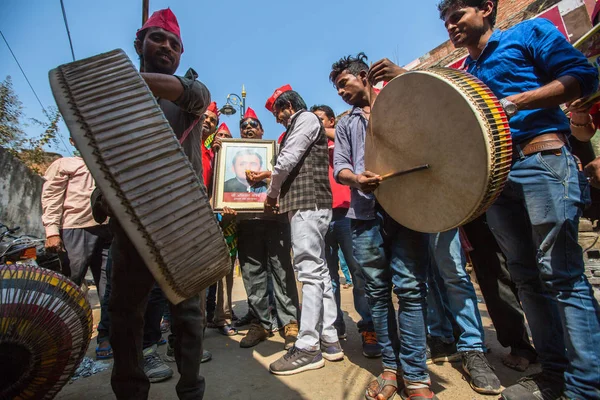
[{"left": 0, "top": 146, "right": 45, "bottom": 238}]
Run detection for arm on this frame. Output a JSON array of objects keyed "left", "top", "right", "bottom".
[
  {"left": 267, "top": 113, "right": 321, "bottom": 199},
  {"left": 41, "top": 160, "right": 68, "bottom": 251},
  {"left": 143, "top": 68, "right": 211, "bottom": 116},
  {"left": 506, "top": 20, "right": 599, "bottom": 110},
  {"left": 568, "top": 102, "right": 598, "bottom": 142}
]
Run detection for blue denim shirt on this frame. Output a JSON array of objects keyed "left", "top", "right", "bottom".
[
  {"left": 333, "top": 107, "right": 376, "bottom": 220},
  {"left": 465, "top": 19, "right": 599, "bottom": 144}
]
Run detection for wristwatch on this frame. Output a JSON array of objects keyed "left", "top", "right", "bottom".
[{"left": 499, "top": 98, "right": 518, "bottom": 118}]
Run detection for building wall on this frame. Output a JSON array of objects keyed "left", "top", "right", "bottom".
[
  {"left": 0, "top": 146, "right": 45, "bottom": 238},
  {"left": 407, "top": 0, "right": 594, "bottom": 70}
]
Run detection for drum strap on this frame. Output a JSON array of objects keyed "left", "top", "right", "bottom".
[{"left": 179, "top": 117, "right": 201, "bottom": 145}]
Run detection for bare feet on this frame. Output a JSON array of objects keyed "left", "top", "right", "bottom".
[{"left": 502, "top": 353, "right": 531, "bottom": 372}]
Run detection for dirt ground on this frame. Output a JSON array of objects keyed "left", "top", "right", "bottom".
[{"left": 55, "top": 271, "right": 542, "bottom": 400}]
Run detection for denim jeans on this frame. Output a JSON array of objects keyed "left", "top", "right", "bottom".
[
  {"left": 487, "top": 147, "right": 600, "bottom": 399},
  {"left": 352, "top": 212, "right": 430, "bottom": 383},
  {"left": 325, "top": 208, "right": 373, "bottom": 332},
  {"left": 426, "top": 229, "right": 485, "bottom": 352}
]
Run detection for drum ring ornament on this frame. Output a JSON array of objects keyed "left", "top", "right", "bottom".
[{"left": 0, "top": 265, "right": 93, "bottom": 399}]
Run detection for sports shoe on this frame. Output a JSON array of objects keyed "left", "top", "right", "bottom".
[
  {"left": 269, "top": 346, "right": 324, "bottom": 376},
  {"left": 233, "top": 312, "right": 255, "bottom": 328},
  {"left": 284, "top": 322, "right": 299, "bottom": 350},
  {"left": 426, "top": 336, "right": 460, "bottom": 364},
  {"left": 320, "top": 339, "right": 344, "bottom": 361},
  {"left": 462, "top": 351, "right": 502, "bottom": 395},
  {"left": 361, "top": 331, "right": 382, "bottom": 358},
  {"left": 240, "top": 323, "right": 269, "bottom": 348},
  {"left": 201, "top": 349, "right": 212, "bottom": 363},
  {"left": 501, "top": 372, "right": 565, "bottom": 400},
  {"left": 143, "top": 344, "right": 173, "bottom": 383}
]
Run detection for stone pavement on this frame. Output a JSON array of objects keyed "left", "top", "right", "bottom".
[{"left": 56, "top": 273, "right": 539, "bottom": 400}]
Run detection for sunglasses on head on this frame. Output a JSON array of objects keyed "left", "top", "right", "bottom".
[{"left": 241, "top": 120, "right": 259, "bottom": 129}]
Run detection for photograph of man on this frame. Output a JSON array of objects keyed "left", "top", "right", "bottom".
[{"left": 223, "top": 148, "right": 268, "bottom": 196}]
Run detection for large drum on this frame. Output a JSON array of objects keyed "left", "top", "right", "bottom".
[
  {"left": 49, "top": 49, "right": 231, "bottom": 304},
  {"left": 366, "top": 68, "right": 512, "bottom": 233},
  {"left": 0, "top": 265, "right": 93, "bottom": 399}
]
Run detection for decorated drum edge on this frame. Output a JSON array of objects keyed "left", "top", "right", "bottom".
[{"left": 49, "top": 65, "right": 187, "bottom": 305}]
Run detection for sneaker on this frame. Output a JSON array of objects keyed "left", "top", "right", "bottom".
[
  {"left": 320, "top": 339, "right": 344, "bottom": 361},
  {"left": 462, "top": 351, "right": 502, "bottom": 395},
  {"left": 501, "top": 372, "right": 565, "bottom": 400},
  {"left": 426, "top": 336, "right": 460, "bottom": 364},
  {"left": 240, "top": 323, "right": 269, "bottom": 348},
  {"left": 334, "top": 322, "right": 347, "bottom": 339},
  {"left": 269, "top": 346, "right": 324, "bottom": 376},
  {"left": 160, "top": 319, "right": 170, "bottom": 333},
  {"left": 270, "top": 313, "right": 282, "bottom": 333},
  {"left": 201, "top": 349, "right": 212, "bottom": 363},
  {"left": 233, "top": 312, "right": 255, "bottom": 328},
  {"left": 143, "top": 344, "right": 173, "bottom": 383},
  {"left": 361, "top": 331, "right": 382, "bottom": 358},
  {"left": 284, "top": 322, "right": 299, "bottom": 350}
]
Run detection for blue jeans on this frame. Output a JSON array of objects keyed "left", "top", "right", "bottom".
[
  {"left": 427, "top": 229, "right": 485, "bottom": 352},
  {"left": 487, "top": 146, "right": 600, "bottom": 399},
  {"left": 352, "top": 212, "right": 430, "bottom": 383},
  {"left": 339, "top": 250, "right": 353, "bottom": 285},
  {"left": 326, "top": 208, "right": 373, "bottom": 332}
]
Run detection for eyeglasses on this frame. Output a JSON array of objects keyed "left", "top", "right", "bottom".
[{"left": 241, "top": 120, "right": 259, "bottom": 129}]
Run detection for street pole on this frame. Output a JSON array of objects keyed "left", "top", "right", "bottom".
[{"left": 142, "top": 0, "right": 149, "bottom": 25}]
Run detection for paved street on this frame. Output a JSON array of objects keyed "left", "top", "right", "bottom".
[{"left": 55, "top": 270, "right": 540, "bottom": 400}]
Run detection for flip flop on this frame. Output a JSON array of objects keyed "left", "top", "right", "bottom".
[
  {"left": 365, "top": 373, "right": 398, "bottom": 400},
  {"left": 217, "top": 325, "right": 238, "bottom": 336},
  {"left": 96, "top": 343, "right": 113, "bottom": 360}
]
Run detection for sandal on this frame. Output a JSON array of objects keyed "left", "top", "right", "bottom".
[
  {"left": 365, "top": 371, "right": 398, "bottom": 400},
  {"left": 217, "top": 324, "right": 238, "bottom": 336},
  {"left": 399, "top": 388, "right": 439, "bottom": 400},
  {"left": 95, "top": 342, "right": 113, "bottom": 360}
]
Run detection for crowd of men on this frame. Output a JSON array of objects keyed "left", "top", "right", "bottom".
[{"left": 39, "top": 0, "right": 600, "bottom": 399}]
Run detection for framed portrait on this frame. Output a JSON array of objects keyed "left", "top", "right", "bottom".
[{"left": 212, "top": 138, "right": 276, "bottom": 212}]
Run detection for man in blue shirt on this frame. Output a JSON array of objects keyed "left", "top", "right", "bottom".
[{"left": 430, "top": 1, "right": 598, "bottom": 399}]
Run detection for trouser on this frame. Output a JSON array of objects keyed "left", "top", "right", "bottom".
[
  {"left": 60, "top": 225, "right": 112, "bottom": 299},
  {"left": 108, "top": 219, "right": 204, "bottom": 400},
  {"left": 213, "top": 256, "right": 236, "bottom": 327},
  {"left": 97, "top": 251, "right": 167, "bottom": 348},
  {"left": 487, "top": 146, "right": 600, "bottom": 399},
  {"left": 426, "top": 228, "right": 485, "bottom": 352},
  {"left": 289, "top": 208, "right": 337, "bottom": 350},
  {"left": 352, "top": 210, "right": 430, "bottom": 383},
  {"left": 325, "top": 208, "right": 373, "bottom": 332},
  {"left": 238, "top": 219, "right": 299, "bottom": 331},
  {"left": 462, "top": 214, "right": 536, "bottom": 360}
]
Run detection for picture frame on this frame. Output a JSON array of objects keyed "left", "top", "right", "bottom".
[{"left": 211, "top": 138, "right": 277, "bottom": 213}]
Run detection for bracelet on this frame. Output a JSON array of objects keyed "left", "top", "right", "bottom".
[{"left": 570, "top": 116, "right": 593, "bottom": 128}]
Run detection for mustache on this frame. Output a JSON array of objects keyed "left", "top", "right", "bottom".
[{"left": 156, "top": 50, "right": 174, "bottom": 63}]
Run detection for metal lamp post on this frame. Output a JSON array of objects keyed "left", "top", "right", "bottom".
[{"left": 219, "top": 85, "right": 246, "bottom": 119}]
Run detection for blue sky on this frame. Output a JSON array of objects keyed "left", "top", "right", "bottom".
[{"left": 1, "top": 0, "right": 450, "bottom": 155}]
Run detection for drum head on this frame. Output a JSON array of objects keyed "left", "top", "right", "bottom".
[{"left": 366, "top": 70, "right": 492, "bottom": 233}]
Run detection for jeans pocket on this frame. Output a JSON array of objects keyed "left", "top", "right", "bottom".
[{"left": 536, "top": 147, "right": 569, "bottom": 182}]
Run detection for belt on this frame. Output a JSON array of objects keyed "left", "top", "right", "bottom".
[{"left": 513, "top": 133, "right": 567, "bottom": 158}]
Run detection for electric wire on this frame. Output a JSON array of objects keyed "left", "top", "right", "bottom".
[{"left": 59, "top": 0, "right": 76, "bottom": 61}]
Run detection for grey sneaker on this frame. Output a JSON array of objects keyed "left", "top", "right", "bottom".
[
  {"left": 201, "top": 349, "right": 212, "bottom": 363},
  {"left": 143, "top": 344, "right": 173, "bottom": 383},
  {"left": 269, "top": 346, "right": 324, "bottom": 376},
  {"left": 320, "top": 339, "right": 344, "bottom": 361}
]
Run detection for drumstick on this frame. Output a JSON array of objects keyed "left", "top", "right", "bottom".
[{"left": 380, "top": 164, "right": 430, "bottom": 181}]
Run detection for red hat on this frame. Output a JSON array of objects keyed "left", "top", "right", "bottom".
[
  {"left": 137, "top": 8, "right": 184, "bottom": 53},
  {"left": 206, "top": 102, "right": 218, "bottom": 115},
  {"left": 217, "top": 123, "right": 230, "bottom": 134},
  {"left": 242, "top": 107, "right": 259, "bottom": 121},
  {"left": 265, "top": 84, "right": 292, "bottom": 112}
]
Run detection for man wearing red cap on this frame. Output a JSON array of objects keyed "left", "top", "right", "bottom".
[
  {"left": 261, "top": 85, "right": 340, "bottom": 376},
  {"left": 103, "top": 8, "right": 210, "bottom": 400}
]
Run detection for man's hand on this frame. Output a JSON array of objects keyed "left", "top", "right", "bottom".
[
  {"left": 356, "top": 171, "right": 382, "bottom": 194},
  {"left": 45, "top": 235, "right": 65, "bottom": 253},
  {"left": 246, "top": 170, "right": 272, "bottom": 185},
  {"left": 222, "top": 206, "right": 237, "bottom": 216},
  {"left": 585, "top": 157, "right": 600, "bottom": 188},
  {"left": 264, "top": 195, "right": 279, "bottom": 214},
  {"left": 368, "top": 58, "right": 407, "bottom": 85},
  {"left": 212, "top": 136, "right": 223, "bottom": 152}
]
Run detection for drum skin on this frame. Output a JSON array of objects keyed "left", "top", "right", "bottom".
[
  {"left": 366, "top": 68, "right": 511, "bottom": 233},
  {"left": 0, "top": 265, "right": 93, "bottom": 399}
]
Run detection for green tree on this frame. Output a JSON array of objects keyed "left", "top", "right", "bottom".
[{"left": 0, "top": 75, "right": 64, "bottom": 174}]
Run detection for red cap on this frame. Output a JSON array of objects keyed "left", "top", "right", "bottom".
[
  {"left": 206, "top": 102, "right": 218, "bottom": 115},
  {"left": 137, "top": 8, "right": 184, "bottom": 53},
  {"left": 217, "top": 123, "right": 230, "bottom": 134},
  {"left": 265, "top": 84, "right": 292, "bottom": 112},
  {"left": 242, "top": 107, "right": 259, "bottom": 121}
]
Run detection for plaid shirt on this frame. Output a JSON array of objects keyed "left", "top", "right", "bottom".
[{"left": 278, "top": 111, "right": 332, "bottom": 213}]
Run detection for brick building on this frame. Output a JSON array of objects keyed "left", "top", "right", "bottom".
[{"left": 406, "top": 0, "right": 598, "bottom": 70}]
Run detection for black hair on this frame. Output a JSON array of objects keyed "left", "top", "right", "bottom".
[
  {"left": 329, "top": 52, "right": 369, "bottom": 84},
  {"left": 239, "top": 117, "right": 263, "bottom": 130},
  {"left": 273, "top": 91, "right": 307, "bottom": 113},
  {"left": 310, "top": 105, "right": 335, "bottom": 120},
  {"left": 232, "top": 149, "right": 263, "bottom": 168},
  {"left": 437, "top": 0, "right": 498, "bottom": 27}
]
